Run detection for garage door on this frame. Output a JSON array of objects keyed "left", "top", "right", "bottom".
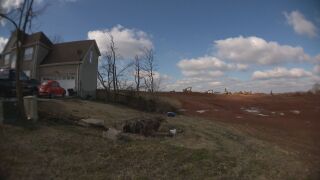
[{"left": 56, "top": 79, "right": 76, "bottom": 96}]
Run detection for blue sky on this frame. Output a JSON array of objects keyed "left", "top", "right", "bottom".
[{"left": 1, "top": 0, "right": 320, "bottom": 92}]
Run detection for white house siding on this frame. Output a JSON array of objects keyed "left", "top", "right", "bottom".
[{"left": 79, "top": 46, "right": 99, "bottom": 98}]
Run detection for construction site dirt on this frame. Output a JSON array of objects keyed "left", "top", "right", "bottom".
[{"left": 161, "top": 92, "right": 320, "bottom": 167}]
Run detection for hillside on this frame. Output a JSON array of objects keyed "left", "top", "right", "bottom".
[{"left": 0, "top": 98, "right": 318, "bottom": 179}]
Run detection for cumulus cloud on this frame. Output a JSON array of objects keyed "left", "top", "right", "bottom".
[
  {"left": 177, "top": 56, "right": 247, "bottom": 78},
  {"left": 284, "top": 10, "right": 318, "bottom": 38},
  {"left": 0, "top": 37, "right": 8, "bottom": 52},
  {"left": 208, "top": 81, "right": 222, "bottom": 86},
  {"left": 0, "top": 0, "right": 45, "bottom": 13},
  {"left": 252, "top": 67, "right": 312, "bottom": 80},
  {"left": 165, "top": 77, "right": 223, "bottom": 91},
  {"left": 178, "top": 56, "right": 248, "bottom": 71},
  {"left": 314, "top": 54, "right": 320, "bottom": 63},
  {"left": 215, "top": 36, "right": 310, "bottom": 65},
  {"left": 172, "top": 35, "right": 318, "bottom": 92},
  {"left": 165, "top": 75, "right": 319, "bottom": 93},
  {"left": 88, "top": 25, "right": 153, "bottom": 59},
  {"left": 0, "top": 0, "right": 62, "bottom": 25},
  {"left": 314, "top": 65, "right": 320, "bottom": 75},
  {"left": 0, "top": 0, "right": 23, "bottom": 13},
  {"left": 230, "top": 77, "right": 319, "bottom": 93}
]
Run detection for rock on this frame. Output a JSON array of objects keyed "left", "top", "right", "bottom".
[
  {"left": 258, "top": 113, "right": 269, "bottom": 117},
  {"left": 290, "top": 110, "right": 300, "bottom": 115},
  {"left": 80, "top": 118, "right": 105, "bottom": 129},
  {"left": 122, "top": 116, "right": 164, "bottom": 136},
  {"left": 196, "top": 110, "right": 208, "bottom": 113},
  {"left": 169, "top": 129, "right": 177, "bottom": 136},
  {"left": 102, "top": 128, "right": 120, "bottom": 140}
]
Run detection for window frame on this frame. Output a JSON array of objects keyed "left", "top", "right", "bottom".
[
  {"left": 24, "top": 70, "right": 31, "bottom": 78},
  {"left": 10, "top": 53, "right": 16, "bottom": 69},
  {"left": 24, "top": 47, "right": 34, "bottom": 61},
  {"left": 4, "top": 54, "right": 10, "bottom": 65}
]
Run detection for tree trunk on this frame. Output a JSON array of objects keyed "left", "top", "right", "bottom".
[{"left": 15, "top": 31, "right": 27, "bottom": 122}]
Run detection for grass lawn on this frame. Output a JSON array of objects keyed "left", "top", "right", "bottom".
[{"left": 0, "top": 99, "right": 316, "bottom": 179}]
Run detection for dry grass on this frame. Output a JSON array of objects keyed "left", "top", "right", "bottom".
[
  {"left": 96, "top": 90, "right": 182, "bottom": 113},
  {"left": 0, "top": 99, "right": 317, "bottom": 179}
]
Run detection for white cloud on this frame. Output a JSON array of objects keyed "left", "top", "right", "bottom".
[
  {"left": 215, "top": 36, "right": 310, "bottom": 65},
  {"left": 252, "top": 67, "right": 312, "bottom": 80},
  {"left": 0, "top": 37, "right": 8, "bottom": 53},
  {"left": 0, "top": 0, "right": 49, "bottom": 25},
  {"left": 314, "top": 65, "right": 320, "bottom": 75},
  {"left": 314, "top": 54, "right": 320, "bottom": 63},
  {"left": 0, "top": 0, "right": 23, "bottom": 13},
  {"left": 177, "top": 56, "right": 248, "bottom": 78},
  {"left": 165, "top": 75, "right": 319, "bottom": 93},
  {"left": 229, "top": 77, "right": 319, "bottom": 93},
  {"left": 88, "top": 25, "right": 153, "bottom": 59},
  {"left": 0, "top": 0, "right": 44, "bottom": 12},
  {"left": 208, "top": 81, "right": 222, "bottom": 86},
  {"left": 181, "top": 70, "right": 224, "bottom": 78},
  {"left": 178, "top": 56, "right": 248, "bottom": 71},
  {"left": 284, "top": 10, "right": 318, "bottom": 38}
]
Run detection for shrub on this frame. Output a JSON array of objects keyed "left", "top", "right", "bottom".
[{"left": 96, "top": 90, "right": 181, "bottom": 113}]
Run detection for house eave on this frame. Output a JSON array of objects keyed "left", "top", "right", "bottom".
[{"left": 39, "top": 61, "right": 83, "bottom": 67}]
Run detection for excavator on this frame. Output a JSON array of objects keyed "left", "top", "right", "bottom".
[
  {"left": 206, "top": 90, "right": 214, "bottom": 94},
  {"left": 182, "top": 87, "right": 192, "bottom": 93}
]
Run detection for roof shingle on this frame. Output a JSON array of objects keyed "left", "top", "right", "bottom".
[{"left": 41, "top": 40, "right": 96, "bottom": 65}]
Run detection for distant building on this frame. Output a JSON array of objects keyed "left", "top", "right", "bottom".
[{"left": 0, "top": 31, "right": 101, "bottom": 98}]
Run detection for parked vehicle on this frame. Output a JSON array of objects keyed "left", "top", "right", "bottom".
[
  {"left": 38, "top": 80, "right": 66, "bottom": 98},
  {"left": 0, "top": 68, "right": 39, "bottom": 97}
]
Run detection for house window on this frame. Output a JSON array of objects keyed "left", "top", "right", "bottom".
[
  {"left": 4, "top": 54, "right": 10, "bottom": 65},
  {"left": 10, "top": 53, "right": 16, "bottom": 69},
  {"left": 24, "top": 47, "right": 33, "bottom": 60},
  {"left": 24, "top": 70, "right": 31, "bottom": 78}
]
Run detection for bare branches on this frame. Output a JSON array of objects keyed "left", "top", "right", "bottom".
[
  {"left": 0, "top": 13, "right": 18, "bottom": 29},
  {"left": 142, "top": 47, "right": 157, "bottom": 93},
  {"left": 134, "top": 55, "right": 142, "bottom": 92},
  {"left": 50, "top": 34, "right": 64, "bottom": 43}
]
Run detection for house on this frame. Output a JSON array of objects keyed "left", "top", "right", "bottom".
[{"left": 0, "top": 31, "right": 101, "bottom": 98}]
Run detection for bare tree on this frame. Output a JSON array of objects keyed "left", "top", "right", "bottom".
[
  {"left": 0, "top": 0, "right": 36, "bottom": 122},
  {"left": 142, "top": 48, "right": 156, "bottom": 93},
  {"left": 98, "top": 44, "right": 114, "bottom": 100},
  {"left": 50, "top": 34, "right": 64, "bottom": 43},
  {"left": 109, "top": 35, "right": 118, "bottom": 96},
  {"left": 97, "top": 34, "right": 122, "bottom": 101},
  {"left": 134, "top": 55, "right": 142, "bottom": 92}
]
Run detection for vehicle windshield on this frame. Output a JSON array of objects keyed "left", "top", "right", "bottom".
[
  {"left": 41, "top": 81, "right": 48, "bottom": 86},
  {"left": 10, "top": 71, "right": 29, "bottom": 80},
  {"left": 0, "top": 69, "right": 10, "bottom": 79}
]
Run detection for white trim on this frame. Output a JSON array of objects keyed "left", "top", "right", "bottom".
[{"left": 39, "top": 61, "right": 82, "bottom": 67}]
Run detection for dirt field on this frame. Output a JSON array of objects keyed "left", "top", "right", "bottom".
[
  {"left": 1, "top": 99, "right": 318, "bottom": 179},
  {"left": 161, "top": 92, "right": 320, "bottom": 167}
]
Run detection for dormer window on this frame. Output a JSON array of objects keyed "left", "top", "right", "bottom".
[{"left": 24, "top": 47, "right": 33, "bottom": 61}]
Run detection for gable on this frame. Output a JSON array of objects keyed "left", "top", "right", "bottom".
[
  {"left": 2, "top": 35, "right": 17, "bottom": 54},
  {"left": 41, "top": 40, "right": 98, "bottom": 65}
]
